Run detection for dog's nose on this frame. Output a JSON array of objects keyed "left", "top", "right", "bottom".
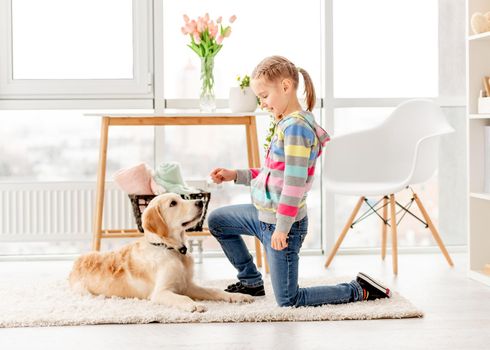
[{"left": 195, "top": 200, "right": 204, "bottom": 208}]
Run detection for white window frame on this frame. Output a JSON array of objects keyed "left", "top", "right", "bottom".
[{"left": 0, "top": 0, "right": 153, "bottom": 109}]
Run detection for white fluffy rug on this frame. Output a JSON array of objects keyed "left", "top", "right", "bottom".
[{"left": 0, "top": 277, "right": 423, "bottom": 328}]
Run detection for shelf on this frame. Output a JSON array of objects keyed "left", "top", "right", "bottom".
[
  {"left": 468, "top": 31, "right": 490, "bottom": 41},
  {"left": 468, "top": 270, "right": 490, "bottom": 286},
  {"left": 468, "top": 1, "right": 490, "bottom": 288},
  {"left": 469, "top": 114, "right": 490, "bottom": 119},
  {"left": 470, "top": 192, "right": 490, "bottom": 200}
]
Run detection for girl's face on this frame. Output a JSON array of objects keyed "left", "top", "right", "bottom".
[{"left": 251, "top": 78, "right": 289, "bottom": 119}]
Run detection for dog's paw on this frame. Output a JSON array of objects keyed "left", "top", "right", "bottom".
[
  {"left": 181, "top": 303, "right": 207, "bottom": 313},
  {"left": 192, "top": 304, "right": 207, "bottom": 313},
  {"left": 226, "top": 292, "right": 254, "bottom": 303}
]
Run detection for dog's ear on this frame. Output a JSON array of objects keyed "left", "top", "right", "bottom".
[{"left": 142, "top": 205, "right": 169, "bottom": 237}]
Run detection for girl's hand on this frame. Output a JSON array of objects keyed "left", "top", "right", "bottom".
[
  {"left": 209, "top": 168, "right": 237, "bottom": 184},
  {"left": 271, "top": 230, "right": 288, "bottom": 250}
]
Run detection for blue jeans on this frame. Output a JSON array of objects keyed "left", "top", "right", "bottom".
[{"left": 208, "top": 204, "right": 363, "bottom": 307}]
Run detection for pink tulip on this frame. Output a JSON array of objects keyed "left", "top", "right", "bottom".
[
  {"left": 193, "top": 31, "right": 201, "bottom": 44},
  {"left": 182, "top": 14, "right": 234, "bottom": 48},
  {"left": 185, "top": 22, "right": 195, "bottom": 33},
  {"left": 197, "top": 19, "right": 204, "bottom": 33},
  {"left": 209, "top": 22, "right": 218, "bottom": 38}
]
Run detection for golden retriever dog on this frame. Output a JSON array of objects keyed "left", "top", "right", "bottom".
[{"left": 69, "top": 193, "right": 253, "bottom": 312}]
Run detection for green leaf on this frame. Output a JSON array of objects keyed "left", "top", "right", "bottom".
[{"left": 187, "top": 44, "right": 202, "bottom": 57}]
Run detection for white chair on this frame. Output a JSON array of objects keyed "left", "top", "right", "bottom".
[{"left": 324, "top": 99, "right": 455, "bottom": 274}]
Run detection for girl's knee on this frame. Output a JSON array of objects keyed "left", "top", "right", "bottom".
[
  {"left": 207, "top": 212, "right": 219, "bottom": 233},
  {"left": 207, "top": 209, "right": 226, "bottom": 236},
  {"left": 275, "top": 293, "right": 300, "bottom": 308},
  {"left": 277, "top": 298, "right": 296, "bottom": 308},
  {"left": 277, "top": 300, "right": 293, "bottom": 307}
]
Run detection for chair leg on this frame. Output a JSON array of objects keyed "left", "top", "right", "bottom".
[
  {"left": 381, "top": 196, "right": 388, "bottom": 260},
  {"left": 389, "top": 194, "right": 398, "bottom": 275},
  {"left": 325, "top": 196, "right": 365, "bottom": 268},
  {"left": 413, "top": 192, "right": 454, "bottom": 267}
]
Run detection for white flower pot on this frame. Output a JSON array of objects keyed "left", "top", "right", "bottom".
[{"left": 229, "top": 87, "right": 258, "bottom": 113}]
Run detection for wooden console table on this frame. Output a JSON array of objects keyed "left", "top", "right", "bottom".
[{"left": 90, "top": 112, "right": 267, "bottom": 270}]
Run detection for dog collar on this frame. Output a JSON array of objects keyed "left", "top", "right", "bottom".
[{"left": 150, "top": 242, "right": 187, "bottom": 255}]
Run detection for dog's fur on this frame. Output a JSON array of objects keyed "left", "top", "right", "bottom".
[{"left": 69, "top": 193, "right": 253, "bottom": 312}]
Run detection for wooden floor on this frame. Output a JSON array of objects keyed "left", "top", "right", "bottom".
[{"left": 1, "top": 252, "right": 489, "bottom": 350}]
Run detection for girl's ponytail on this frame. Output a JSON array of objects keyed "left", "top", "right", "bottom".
[{"left": 298, "top": 68, "right": 316, "bottom": 112}]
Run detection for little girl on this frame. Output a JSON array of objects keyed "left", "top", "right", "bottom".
[{"left": 208, "top": 55, "right": 392, "bottom": 307}]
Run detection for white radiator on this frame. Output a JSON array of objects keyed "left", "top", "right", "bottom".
[{"left": 0, "top": 182, "right": 136, "bottom": 241}]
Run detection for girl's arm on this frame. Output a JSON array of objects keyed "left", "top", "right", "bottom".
[
  {"left": 234, "top": 168, "right": 260, "bottom": 186},
  {"left": 275, "top": 122, "right": 314, "bottom": 234}
]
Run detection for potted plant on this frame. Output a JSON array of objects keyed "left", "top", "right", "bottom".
[{"left": 229, "top": 74, "right": 258, "bottom": 113}]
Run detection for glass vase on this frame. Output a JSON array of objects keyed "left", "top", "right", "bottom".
[{"left": 199, "top": 56, "right": 216, "bottom": 112}]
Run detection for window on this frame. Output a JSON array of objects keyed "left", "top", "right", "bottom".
[
  {"left": 329, "top": 0, "right": 441, "bottom": 249},
  {"left": 0, "top": 109, "right": 155, "bottom": 256},
  {"left": 333, "top": 0, "right": 438, "bottom": 98},
  {"left": 161, "top": 0, "right": 323, "bottom": 99},
  {"left": 0, "top": 0, "right": 152, "bottom": 103},
  {"left": 0, "top": 1, "right": 461, "bottom": 256},
  {"left": 0, "top": 110, "right": 154, "bottom": 182},
  {"left": 158, "top": 0, "right": 325, "bottom": 251}
]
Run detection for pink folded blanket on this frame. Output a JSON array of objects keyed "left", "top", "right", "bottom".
[{"left": 113, "top": 163, "right": 162, "bottom": 195}]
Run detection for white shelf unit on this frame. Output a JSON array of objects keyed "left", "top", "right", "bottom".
[
  {"left": 469, "top": 31, "right": 490, "bottom": 41},
  {"left": 467, "top": 0, "right": 490, "bottom": 286}
]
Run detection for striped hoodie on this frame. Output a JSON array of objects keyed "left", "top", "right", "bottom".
[{"left": 235, "top": 110, "right": 330, "bottom": 233}]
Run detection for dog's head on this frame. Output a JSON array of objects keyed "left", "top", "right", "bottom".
[{"left": 142, "top": 193, "right": 204, "bottom": 252}]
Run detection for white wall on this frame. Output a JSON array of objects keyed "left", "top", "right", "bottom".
[{"left": 439, "top": 0, "right": 467, "bottom": 245}]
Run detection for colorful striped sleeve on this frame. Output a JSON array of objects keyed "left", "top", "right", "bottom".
[
  {"left": 275, "top": 121, "right": 314, "bottom": 233},
  {"left": 235, "top": 168, "right": 261, "bottom": 186}
]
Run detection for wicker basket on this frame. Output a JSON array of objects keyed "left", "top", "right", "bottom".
[{"left": 128, "top": 191, "right": 211, "bottom": 233}]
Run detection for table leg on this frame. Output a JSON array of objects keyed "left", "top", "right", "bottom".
[
  {"left": 248, "top": 116, "right": 261, "bottom": 167},
  {"left": 246, "top": 117, "right": 265, "bottom": 269},
  {"left": 250, "top": 117, "right": 268, "bottom": 271},
  {"left": 92, "top": 117, "right": 110, "bottom": 251}
]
